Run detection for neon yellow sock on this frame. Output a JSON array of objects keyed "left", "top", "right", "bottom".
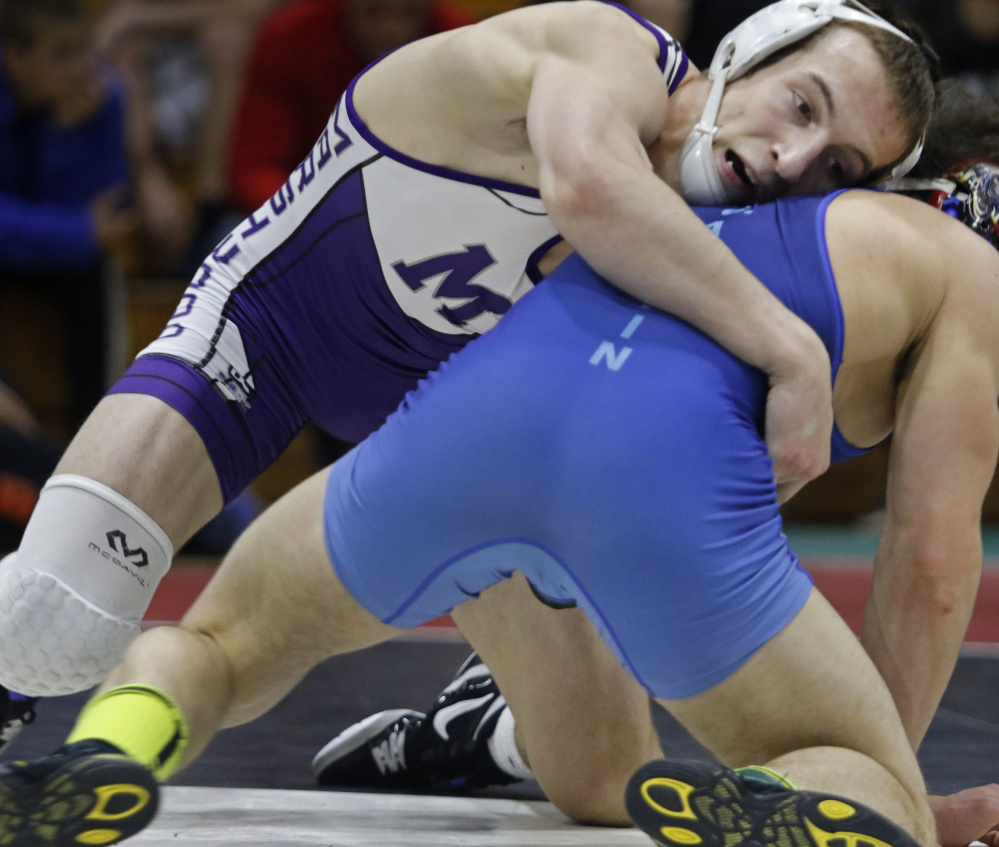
[{"left": 67, "top": 685, "right": 188, "bottom": 781}]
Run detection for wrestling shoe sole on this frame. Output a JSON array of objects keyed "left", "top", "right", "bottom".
[
  {"left": 626, "top": 759, "right": 919, "bottom": 847},
  {"left": 0, "top": 753, "right": 158, "bottom": 846}
]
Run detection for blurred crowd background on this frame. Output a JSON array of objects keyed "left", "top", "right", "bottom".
[{"left": 2, "top": 0, "right": 998, "bottom": 555}]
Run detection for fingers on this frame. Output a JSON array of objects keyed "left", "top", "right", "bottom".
[
  {"left": 765, "top": 376, "right": 832, "bottom": 488},
  {"left": 928, "top": 786, "right": 999, "bottom": 847}
]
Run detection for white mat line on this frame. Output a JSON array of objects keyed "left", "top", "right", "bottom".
[{"left": 131, "top": 785, "right": 650, "bottom": 845}]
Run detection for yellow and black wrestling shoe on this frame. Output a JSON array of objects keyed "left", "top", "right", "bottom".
[
  {"left": 625, "top": 758, "right": 920, "bottom": 847},
  {"left": 0, "top": 739, "right": 158, "bottom": 846}
]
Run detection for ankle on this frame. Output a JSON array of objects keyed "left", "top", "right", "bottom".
[
  {"left": 67, "top": 685, "right": 188, "bottom": 781},
  {"left": 486, "top": 705, "right": 532, "bottom": 781}
]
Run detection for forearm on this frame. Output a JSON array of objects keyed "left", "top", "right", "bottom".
[
  {"left": 541, "top": 160, "right": 828, "bottom": 384},
  {"left": 861, "top": 549, "right": 980, "bottom": 749}
]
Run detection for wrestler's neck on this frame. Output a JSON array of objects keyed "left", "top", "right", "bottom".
[{"left": 648, "top": 73, "right": 710, "bottom": 191}]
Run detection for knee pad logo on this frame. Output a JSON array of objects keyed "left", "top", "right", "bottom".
[
  {"left": 87, "top": 531, "right": 150, "bottom": 588},
  {"left": 105, "top": 531, "right": 148, "bottom": 568}
]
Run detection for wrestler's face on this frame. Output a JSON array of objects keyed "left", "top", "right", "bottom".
[
  {"left": 344, "top": 0, "right": 435, "bottom": 65},
  {"left": 710, "top": 26, "right": 910, "bottom": 204}
]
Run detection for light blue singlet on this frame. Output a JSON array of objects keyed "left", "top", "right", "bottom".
[{"left": 324, "top": 192, "right": 867, "bottom": 700}]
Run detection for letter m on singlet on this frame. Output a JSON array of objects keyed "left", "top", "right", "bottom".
[{"left": 392, "top": 245, "right": 511, "bottom": 328}]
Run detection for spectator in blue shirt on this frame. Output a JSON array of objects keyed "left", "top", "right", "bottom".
[{"left": 0, "top": 0, "right": 136, "bottom": 428}]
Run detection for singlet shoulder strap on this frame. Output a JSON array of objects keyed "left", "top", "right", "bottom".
[{"left": 596, "top": 0, "right": 690, "bottom": 94}]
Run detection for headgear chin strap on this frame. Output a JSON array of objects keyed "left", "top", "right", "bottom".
[
  {"left": 679, "top": 0, "right": 918, "bottom": 205},
  {"left": 894, "top": 163, "right": 999, "bottom": 250}
]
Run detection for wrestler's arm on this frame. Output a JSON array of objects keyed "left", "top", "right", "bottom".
[
  {"left": 820, "top": 203, "right": 999, "bottom": 844},
  {"left": 866, "top": 255, "right": 999, "bottom": 845},
  {"left": 522, "top": 2, "right": 831, "bottom": 488},
  {"left": 861, "top": 226, "right": 999, "bottom": 750}
]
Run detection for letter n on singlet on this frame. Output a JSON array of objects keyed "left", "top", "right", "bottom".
[{"left": 589, "top": 342, "right": 632, "bottom": 371}]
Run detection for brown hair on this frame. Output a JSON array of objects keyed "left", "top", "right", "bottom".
[
  {"left": 914, "top": 79, "right": 999, "bottom": 177},
  {"left": 837, "top": 1, "right": 935, "bottom": 176}
]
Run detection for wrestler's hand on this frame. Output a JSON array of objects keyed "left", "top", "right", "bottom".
[
  {"left": 930, "top": 787, "right": 999, "bottom": 847},
  {"left": 764, "top": 329, "right": 832, "bottom": 501}
]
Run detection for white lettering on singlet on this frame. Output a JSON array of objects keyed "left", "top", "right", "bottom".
[
  {"left": 589, "top": 341, "right": 633, "bottom": 371},
  {"left": 589, "top": 308, "right": 650, "bottom": 371},
  {"left": 620, "top": 315, "right": 644, "bottom": 339}
]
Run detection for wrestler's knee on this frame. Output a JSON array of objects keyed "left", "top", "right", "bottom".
[
  {"left": 528, "top": 722, "right": 657, "bottom": 827},
  {"left": 0, "top": 475, "right": 173, "bottom": 696},
  {"left": 56, "top": 393, "right": 225, "bottom": 544},
  {"left": 515, "top": 692, "right": 661, "bottom": 826},
  {"left": 538, "top": 758, "right": 639, "bottom": 826}
]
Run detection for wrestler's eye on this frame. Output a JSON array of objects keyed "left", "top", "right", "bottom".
[
  {"left": 795, "top": 93, "right": 812, "bottom": 122},
  {"left": 829, "top": 157, "right": 845, "bottom": 183}
]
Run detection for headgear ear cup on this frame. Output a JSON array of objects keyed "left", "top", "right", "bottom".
[{"left": 679, "top": 0, "right": 918, "bottom": 205}]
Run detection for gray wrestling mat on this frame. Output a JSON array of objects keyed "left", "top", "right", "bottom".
[{"left": 130, "top": 786, "right": 650, "bottom": 845}]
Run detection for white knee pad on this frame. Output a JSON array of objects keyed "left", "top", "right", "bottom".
[{"left": 0, "top": 475, "right": 173, "bottom": 696}]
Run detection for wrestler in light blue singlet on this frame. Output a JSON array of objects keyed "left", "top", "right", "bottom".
[{"left": 324, "top": 191, "right": 869, "bottom": 701}]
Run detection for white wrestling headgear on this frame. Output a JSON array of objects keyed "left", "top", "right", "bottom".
[{"left": 679, "top": 0, "right": 923, "bottom": 205}]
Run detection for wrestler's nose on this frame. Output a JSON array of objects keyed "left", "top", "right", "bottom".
[{"left": 773, "top": 129, "right": 827, "bottom": 186}]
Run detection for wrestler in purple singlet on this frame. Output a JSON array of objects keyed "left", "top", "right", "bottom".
[{"left": 106, "top": 4, "right": 690, "bottom": 503}]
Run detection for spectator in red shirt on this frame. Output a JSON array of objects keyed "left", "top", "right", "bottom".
[{"left": 228, "top": 0, "right": 477, "bottom": 215}]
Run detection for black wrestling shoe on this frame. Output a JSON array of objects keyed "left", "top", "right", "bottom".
[
  {"left": 0, "top": 738, "right": 159, "bottom": 846},
  {"left": 625, "top": 759, "right": 920, "bottom": 847},
  {"left": 0, "top": 686, "right": 36, "bottom": 755},
  {"left": 312, "top": 708, "right": 430, "bottom": 788},
  {"left": 313, "top": 653, "right": 518, "bottom": 791}
]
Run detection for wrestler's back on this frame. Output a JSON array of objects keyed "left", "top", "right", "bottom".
[{"left": 322, "top": 189, "right": 999, "bottom": 701}]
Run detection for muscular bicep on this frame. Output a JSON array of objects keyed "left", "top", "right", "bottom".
[{"left": 525, "top": 4, "right": 673, "bottom": 182}]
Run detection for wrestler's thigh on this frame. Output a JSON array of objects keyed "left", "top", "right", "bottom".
[
  {"left": 453, "top": 575, "right": 662, "bottom": 825},
  {"left": 663, "top": 588, "right": 921, "bottom": 792},
  {"left": 180, "top": 467, "right": 406, "bottom": 727},
  {"left": 54, "top": 394, "right": 222, "bottom": 546}
]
